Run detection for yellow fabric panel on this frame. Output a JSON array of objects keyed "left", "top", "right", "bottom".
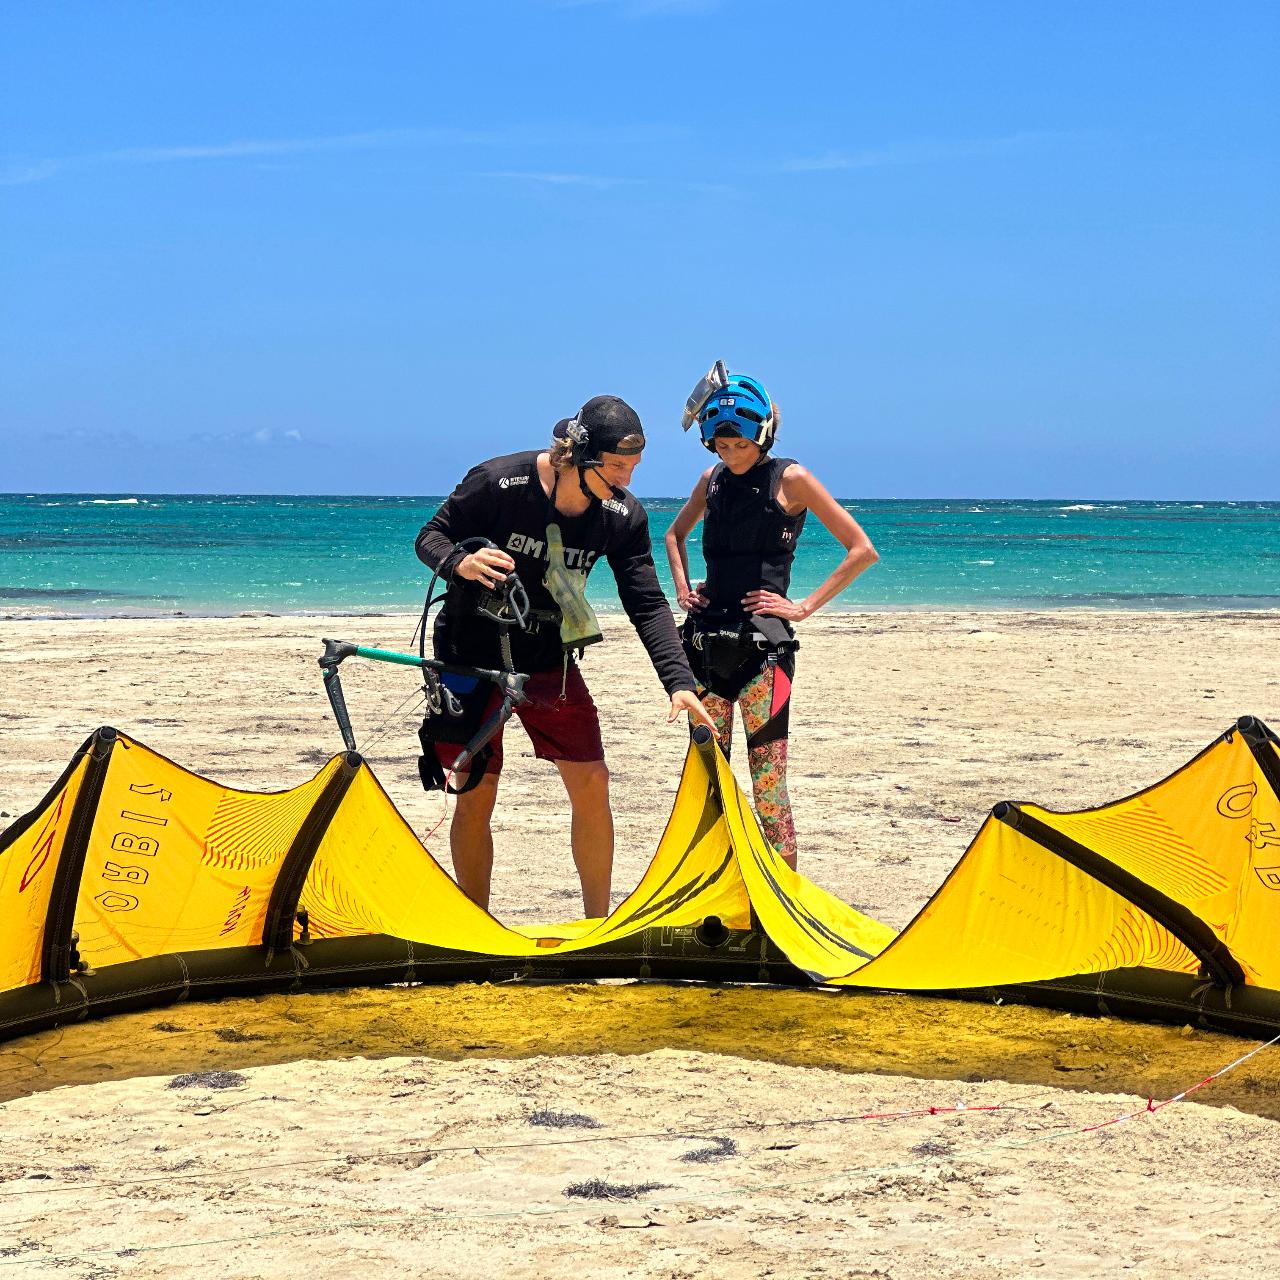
[
  {"left": 710, "top": 747, "right": 895, "bottom": 980},
  {"left": 1028, "top": 735, "right": 1280, "bottom": 985},
  {"left": 1218, "top": 738, "right": 1280, "bottom": 985},
  {"left": 833, "top": 816, "right": 1198, "bottom": 989},
  {"left": 0, "top": 757, "right": 88, "bottom": 992},
  {"left": 564, "top": 739, "right": 752, "bottom": 946},
  {"left": 302, "top": 742, "right": 749, "bottom": 958},
  {"left": 74, "top": 738, "right": 339, "bottom": 965},
  {"left": 511, "top": 920, "right": 598, "bottom": 941},
  {"left": 301, "top": 765, "right": 538, "bottom": 957}
]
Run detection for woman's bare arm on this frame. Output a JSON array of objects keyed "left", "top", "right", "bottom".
[
  {"left": 743, "top": 464, "right": 878, "bottom": 621},
  {"left": 663, "top": 469, "right": 713, "bottom": 612}
]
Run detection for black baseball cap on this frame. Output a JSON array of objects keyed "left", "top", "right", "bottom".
[{"left": 553, "top": 395, "right": 645, "bottom": 459}]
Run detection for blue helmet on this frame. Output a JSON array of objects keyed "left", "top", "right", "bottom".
[{"left": 682, "top": 363, "right": 780, "bottom": 453}]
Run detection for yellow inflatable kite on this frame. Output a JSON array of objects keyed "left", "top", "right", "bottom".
[{"left": 2, "top": 718, "right": 1278, "bottom": 1044}]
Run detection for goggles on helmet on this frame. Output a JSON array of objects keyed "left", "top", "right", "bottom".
[{"left": 681, "top": 360, "right": 731, "bottom": 433}]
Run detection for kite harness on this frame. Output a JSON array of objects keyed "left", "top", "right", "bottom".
[
  {"left": 318, "top": 537, "right": 533, "bottom": 794},
  {"left": 682, "top": 614, "right": 798, "bottom": 710}
]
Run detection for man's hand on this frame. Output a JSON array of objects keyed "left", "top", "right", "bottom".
[
  {"left": 742, "top": 589, "right": 809, "bottom": 622},
  {"left": 457, "top": 547, "right": 516, "bottom": 590},
  {"left": 668, "top": 690, "right": 718, "bottom": 736}
]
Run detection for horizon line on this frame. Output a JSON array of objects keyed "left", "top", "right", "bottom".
[{"left": 3, "top": 491, "right": 1277, "bottom": 504}]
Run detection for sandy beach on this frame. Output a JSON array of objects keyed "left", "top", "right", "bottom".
[{"left": 3, "top": 609, "right": 1280, "bottom": 1277}]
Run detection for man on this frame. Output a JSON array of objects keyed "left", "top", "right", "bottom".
[{"left": 416, "top": 394, "right": 713, "bottom": 918}]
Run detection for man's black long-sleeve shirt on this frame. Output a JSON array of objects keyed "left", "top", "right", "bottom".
[{"left": 416, "top": 451, "right": 696, "bottom": 695}]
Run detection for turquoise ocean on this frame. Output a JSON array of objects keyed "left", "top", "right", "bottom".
[{"left": 2, "top": 494, "right": 1277, "bottom": 618}]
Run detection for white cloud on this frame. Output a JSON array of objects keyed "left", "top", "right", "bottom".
[
  {"left": 3, "top": 122, "right": 692, "bottom": 189},
  {"left": 0, "top": 159, "right": 61, "bottom": 187},
  {"left": 782, "top": 132, "right": 1064, "bottom": 174},
  {"left": 477, "top": 170, "right": 647, "bottom": 189},
  {"left": 187, "top": 428, "right": 305, "bottom": 448},
  {"left": 41, "top": 426, "right": 142, "bottom": 447},
  {"left": 553, "top": 0, "right": 721, "bottom": 13},
  {"left": 1, "top": 126, "right": 494, "bottom": 188}
]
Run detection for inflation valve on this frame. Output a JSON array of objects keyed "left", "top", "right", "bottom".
[{"left": 695, "top": 916, "right": 730, "bottom": 949}]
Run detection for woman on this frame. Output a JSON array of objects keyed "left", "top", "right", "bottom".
[{"left": 664, "top": 363, "right": 878, "bottom": 867}]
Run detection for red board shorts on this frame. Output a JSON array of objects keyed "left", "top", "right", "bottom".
[{"left": 432, "top": 662, "right": 604, "bottom": 778}]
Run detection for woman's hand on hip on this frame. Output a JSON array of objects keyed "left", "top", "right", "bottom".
[
  {"left": 742, "top": 589, "right": 809, "bottom": 622},
  {"left": 677, "top": 582, "right": 709, "bottom": 612}
]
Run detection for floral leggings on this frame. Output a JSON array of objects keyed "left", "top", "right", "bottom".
[{"left": 698, "top": 655, "right": 797, "bottom": 864}]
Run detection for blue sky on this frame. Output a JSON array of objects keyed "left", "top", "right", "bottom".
[{"left": 2, "top": 1, "right": 1276, "bottom": 499}]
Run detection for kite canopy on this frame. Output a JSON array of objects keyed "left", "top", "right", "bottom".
[{"left": 1, "top": 718, "right": 1278, "bottom": 1045}]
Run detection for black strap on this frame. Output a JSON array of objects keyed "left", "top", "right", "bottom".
[
  {"left": 750, "top": 613, "right": 798, "bottom": 651},
  {"left": 418, "top": 743, "right": 492, "bottom": 795}
]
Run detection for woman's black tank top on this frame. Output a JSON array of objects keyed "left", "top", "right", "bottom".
[{"left": 701, "top": 455, "right": 806, "bottom": 625}]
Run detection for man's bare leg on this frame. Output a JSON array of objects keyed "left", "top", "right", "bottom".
[
  {"left": 449, "top": 772, "right": 500, "bottom": 909},
  {"left": 555, "top": 759, "right": 613, "bottom": 918}
]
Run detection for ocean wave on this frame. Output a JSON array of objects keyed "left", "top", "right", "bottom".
[
  {"left": 0, "top": 586, "right": 132, "bottom": 600},
  {"left": 1002, "top": 592, "right": 1280, "bottom": 609},
  {"left": 83, "top": 498, "right": 142, "bottom": 506}
]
